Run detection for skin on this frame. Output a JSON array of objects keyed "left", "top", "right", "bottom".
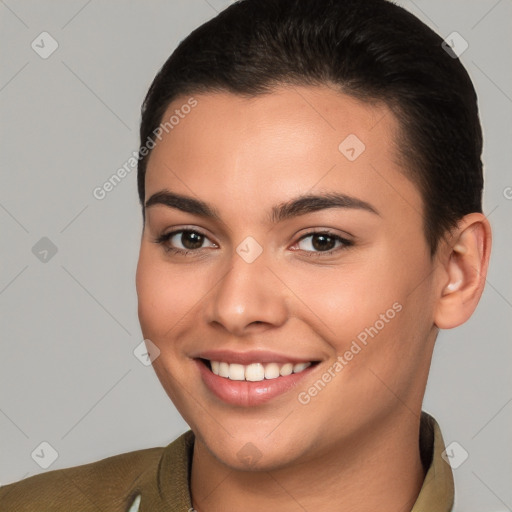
[{"left": 135, "top": 84, "right": 491, "bottom": 512}]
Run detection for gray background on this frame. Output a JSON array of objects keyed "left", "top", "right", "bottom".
[{"left": 0, "top": 1, "right": 510, "bottom": 510}]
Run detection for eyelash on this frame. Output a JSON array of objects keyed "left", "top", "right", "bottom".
[{"left": 152, "top": 228, "right": 353, "bottom": 258}]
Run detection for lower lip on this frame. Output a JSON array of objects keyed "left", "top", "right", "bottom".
[{"left": 196, "top": 359, "right": 317, "bottom": 407}]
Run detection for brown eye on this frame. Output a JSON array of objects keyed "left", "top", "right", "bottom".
[
  {"left": 311, "top": 233, "right": 336, "bottom": 251},
  {"left": 154, "top": 228, "right": 217, "bottom": 255},
  {"left": 295, "top": 231, "right": 353, "bottom": 256},
  {"left": 175, "top": 231, "right": 205, "bottom": 250}
]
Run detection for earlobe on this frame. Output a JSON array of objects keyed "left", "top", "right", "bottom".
[{"left": 434, "top": 213, "right": 492, "bottom": 329}]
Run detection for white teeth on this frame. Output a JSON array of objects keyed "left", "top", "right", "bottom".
[
  {"left": 229, "top": 363, "right": 245, "bottom": 381},
  {"left": 293, "top": 362, "right": 311, "bottom": 373},
  {"left": 209, "top": 360, "right": 313, "bottom": 381},
  {"left": 264, "top": 362, "right": 280, "bottom": 379},
  {"left": 211, "top": 361, "right": 220, "bottom": 375},
  {"left": 245, "top": 363, "right": 265, "bottom": 382},
  {"left": 279, "top": 363, "right": 293, "bottom": 376},
  {"left": 219, "top": 362, "right": 230, "bottom": 378}
]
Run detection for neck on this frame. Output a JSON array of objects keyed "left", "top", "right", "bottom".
[{"left": 190, "top": 411, "right": 426, "bottom": 512}]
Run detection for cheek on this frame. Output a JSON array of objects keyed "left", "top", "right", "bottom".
[
  {"left": 283, "top": 260, "right": 400, "bottom": 345},
  {"left": 282, "top": 249, "right": 428, "bottom": 378},
  {"left": 135, "top": 246, "right": 195, "bottom": 338}
]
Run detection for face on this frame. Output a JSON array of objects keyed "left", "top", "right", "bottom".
[{"left": 136, "top": 85, "right": 442, "bottom": 471}]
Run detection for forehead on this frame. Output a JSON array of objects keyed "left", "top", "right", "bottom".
[{"left": 144, "top": 85, "right": 422, "bottom": 224}]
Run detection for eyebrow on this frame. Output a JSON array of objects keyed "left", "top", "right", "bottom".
[{"left": 145, "top": 189, "right": 380, "bottom": 224}]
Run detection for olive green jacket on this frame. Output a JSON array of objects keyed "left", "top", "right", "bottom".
[{"left": 0, "top": 412, "right": 454, "bottom": 511}]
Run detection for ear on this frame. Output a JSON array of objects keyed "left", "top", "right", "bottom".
[{"left": 434, "top": 213, "right": 492, "bottom": 329}]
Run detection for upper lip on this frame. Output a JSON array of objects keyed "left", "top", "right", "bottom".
[{"left": 193, "top": 349, "right": 319, "bottom": 365}]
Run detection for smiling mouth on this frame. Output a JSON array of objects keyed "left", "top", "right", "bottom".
[{"left": 198, "top": 358, "right": 320, "bottom": 382}]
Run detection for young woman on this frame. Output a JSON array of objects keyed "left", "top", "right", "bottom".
[{"left": 1, "top": 0, "right": 491, "bottom": 510}]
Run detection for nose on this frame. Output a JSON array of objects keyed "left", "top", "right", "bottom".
[{"left": 204, "top": 249, "right": 289, "bottom": 337}]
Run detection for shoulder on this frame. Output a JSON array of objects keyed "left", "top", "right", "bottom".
[{"left": 0, "top": 445, "right": 165, "bottom": 512}]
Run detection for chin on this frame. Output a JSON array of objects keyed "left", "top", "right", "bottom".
[{"left": 197, "top": 426, "right": 313, "bottom": 472}]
